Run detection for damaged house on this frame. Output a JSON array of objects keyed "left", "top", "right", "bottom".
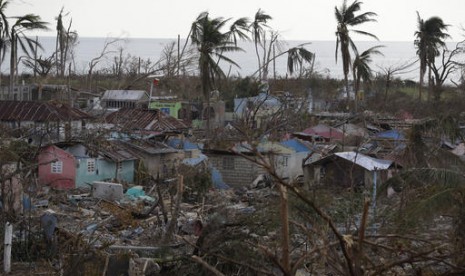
[
  {"left": 102, "top": 107, "right": 189, "bottom": 137},
  {"left": 122, "top": 139, "right": 182, "bottom": 179},
  {"left": 38, "top": 141, "right": 137, "bottom": 189},
  {"left": 304, "top": 151, "right": 399, "bottom": 189},
  {"left": 205, "top": 141, "right": 299, "bottom": 189},
  {"left": 0, "top": 100, "right": 91, "bottom": 144}
]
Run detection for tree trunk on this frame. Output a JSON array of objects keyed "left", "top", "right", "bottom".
[
  {"left": 163, "top": 175, "right": 183, "bottom": 243},
  {"left": 9, "top": 37, "right": 16, "bottom": 100},
  {"left": 278, "top": 184, "right": 290, "bottom": 275}
]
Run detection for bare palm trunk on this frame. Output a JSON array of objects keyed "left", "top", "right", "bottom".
[
  {"left": 254, "top": 38, "right": 262, "bottom": 80},
  {"left": 9, "top": 38, "right": 15, "bottom": 100},
  {"left": 419, "top": 68, "right": 424, "bottom": 101},
  {"left": 344, "top": 73, "right": 350, "bottom": 111}
]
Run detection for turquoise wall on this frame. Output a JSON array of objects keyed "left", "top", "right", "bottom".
[{"left": 75, "top": 158, "right": 135, "bottom": 188}]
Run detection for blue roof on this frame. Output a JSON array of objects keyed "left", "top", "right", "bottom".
[
  {"left": 281, "top": 139, "right": 312, "bottom": 153},
  {"left": 167, "top": 138, "right": 199, "bottom": 150},
  {"left": 182, "top": 154, "right": 208, "bottom": 166},
  {"left": 376, "top": 130, "right": 405, "bottom": 140},
  {"left": 234, "top": 92, "right": 281, "bottom": 114}
]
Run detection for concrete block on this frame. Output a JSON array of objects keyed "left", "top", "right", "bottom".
[{"left": 91, "top": 181, "right": 124, "bottom": 201}]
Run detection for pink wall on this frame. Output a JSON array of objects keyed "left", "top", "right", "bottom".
[{"left": 38, "top": 145, "right": 76, "bottom": 189}]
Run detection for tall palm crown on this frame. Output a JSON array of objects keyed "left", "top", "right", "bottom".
[
  {"left": 352, "top": 45, "right": 383, "bottom": 111},
  {"left": 0, "top": 0, "right": 9, "bottom": 62},
  {"left": 190, "top": 12, "right": 240, "bottom": 98},
  {"left": 250, "top": 9, "right": 272, "bottom": 80},
  {"left": 335, "top": 0, "right": 377, "bottom": 101},
  {"left": 287, "top": 46, "right": 314, "bottom": 76},
  {"left": 227, "top": 17, "right": 250, "bottom": 46},
  {"left": 414, "top": 13, "right": 450, "bottom": 98},
  {"left": 190, "top": 12, "right": 241, "bottom": 137},
  {"left": 9, "top": 14, "right": 48, "bottom": 92},
  {"left": 0, "top": 0, "right": 10, "bottom": 88},
  {"left": 352, "top": 45, "right": 383, "bottom": 90}
]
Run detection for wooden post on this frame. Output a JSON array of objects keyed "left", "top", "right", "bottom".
[{"left": 4, "top": 222, "right": 13, "bottom": 273}]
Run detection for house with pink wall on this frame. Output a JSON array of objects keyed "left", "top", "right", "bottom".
[
  {"left": 38, "top": 141, "right": 138, "bottom": 190},
  {"left": 38, "top": 145, "right": 76, "bottom": 189}
]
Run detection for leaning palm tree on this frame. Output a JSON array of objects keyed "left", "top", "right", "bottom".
[
  {"left": 287, "top": 45, "right": 315, "bottom": 77},
  {"left": 190, "top": 11, "right": 241, "bottom": 140},
  {"left": 9, "top": 14, "right": 48, "bottom": 96},
  {"left": 250, "top": 9, "right": 272, "bottom": 80},
  {"left": 214, "top": 17, "right": 250, "bottom": 70},
  {"left": 0, "top": 0, "right": 9, "bottom": 88},
  {"left": 227, "top": 17, "right": 250, "bottom": 46},
  {"left": 414, "top": 12, "right": 450, "bottom": 101},
  {"left": 335, "top": 0, "right": 378, "bottom": 107},
  {"left": 352, "top": 45, "right": 383, "bottom": 111}
]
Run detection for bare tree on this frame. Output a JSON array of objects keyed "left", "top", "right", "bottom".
[
  {"left": 376, "top": 59, "right": 417, "bottom": 105},
  {"left": 86, "top": 37, "right": 122, "bottom": 91},
  {"left": 429, "top": 40, "right": 465, "bottom": 101}
]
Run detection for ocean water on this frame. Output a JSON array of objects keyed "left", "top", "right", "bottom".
[{"left": 22, "top": 37, "right": 462, "bottom": 82}]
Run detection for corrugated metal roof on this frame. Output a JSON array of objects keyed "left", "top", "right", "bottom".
[
  {"left": 0, "top": 101, "right": 91, "bottom": 122},
  {"left": 104, "top": 108, "right": 188, "bottom": 133},
  {"left": 308, "top": 151, "right": 393, "bottom": 171},
  {"left": 101, "top": 90, "right": 148, "bottom": 101},
  {"left": 299, "top": 124, "right": 344, "bottom": 140},
  {"left": 92, "top": 140, "right": 139, "bottom": 161},
  {"left": 334, "top": 152, "right": 393, "bottom": 171},
  {"left": 122, "top": 139, "right": 179, "bottom": 155}
]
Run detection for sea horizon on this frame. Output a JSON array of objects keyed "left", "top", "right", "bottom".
[{"left": 11, "top": 36, "right": 463, "bottom": 83}]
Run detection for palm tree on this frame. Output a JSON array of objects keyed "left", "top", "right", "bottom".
[
  {"left": 0, "top": 0, "right": 10, "bottom": 88},
  {"left": 214, "top": 17, "right": 250, "bottom": 69},
  {"left": 55, "top": 7, "right": 65, "bottom": 77},
  {"left": 227, "top": 17, "right": 250, "bottom": 46},
  {"left": 190, "top": 12, "right": 241, "bottom": 140},
  {"left": 352, "top": 45, "right": 383, "bottom": 111},
  {"left": 9, "top": 14, "right": 48, "bottom": 97},
  {"left": 250, "top": 9, "right": 272, "bottom": 80},
  {"left": 414, "top": 12, "right": 450, "bottom": 101},
  {"left": 378, "top": 116, "right": 465, "bottom": 267},
  {"left": 335, "top": 0, "right": 378, "bottom": 107},
  {"left": 287, "top": 45, "right": 314, "bottom": 77}
]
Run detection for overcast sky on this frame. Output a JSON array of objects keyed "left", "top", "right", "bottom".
[{"left": 8, "top": 0, "right": 465, "bottom": 41}]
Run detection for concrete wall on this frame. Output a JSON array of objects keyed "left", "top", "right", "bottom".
[
  {"left": 75, "top": 158, "right": 134, "bottom": 188},
  {"left": 137, "top": 152, "right": 183, "bottom": 179},
  {"left": 274, "top": 152, "right": 307, "bottom": 181},
  {"left": 207, "top": 153, "right": 266, "bottom": 189},
  {"left": 38, "top": 145, "right": 76, "bottom": 189}
]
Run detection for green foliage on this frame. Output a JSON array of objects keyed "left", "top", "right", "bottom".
[
  {"left": 181, "top": 164, "right": 213, "bottom": 203},
  {"left": 221, "top": 77, "right": 260, "bottom": 111}
]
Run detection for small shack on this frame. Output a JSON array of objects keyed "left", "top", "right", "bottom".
[{"left": 304, "top": 151, "right": 398, "bottom": 189}]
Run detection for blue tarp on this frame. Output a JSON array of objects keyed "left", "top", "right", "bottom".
[
  {"left": 376, "top": 130, "right": 405, "bottom": 140},
  {"left": 182, "top": 154, "right": 208, "bottom": 166},
  {"left": 167, "top": 138, "right": 199, "bottom": 150},
  {"left": 281, "top": 139, "right": 312, "bottom": 153},
  {"left": 211, "top": 167, "right": 230, "bottom": 189}
]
